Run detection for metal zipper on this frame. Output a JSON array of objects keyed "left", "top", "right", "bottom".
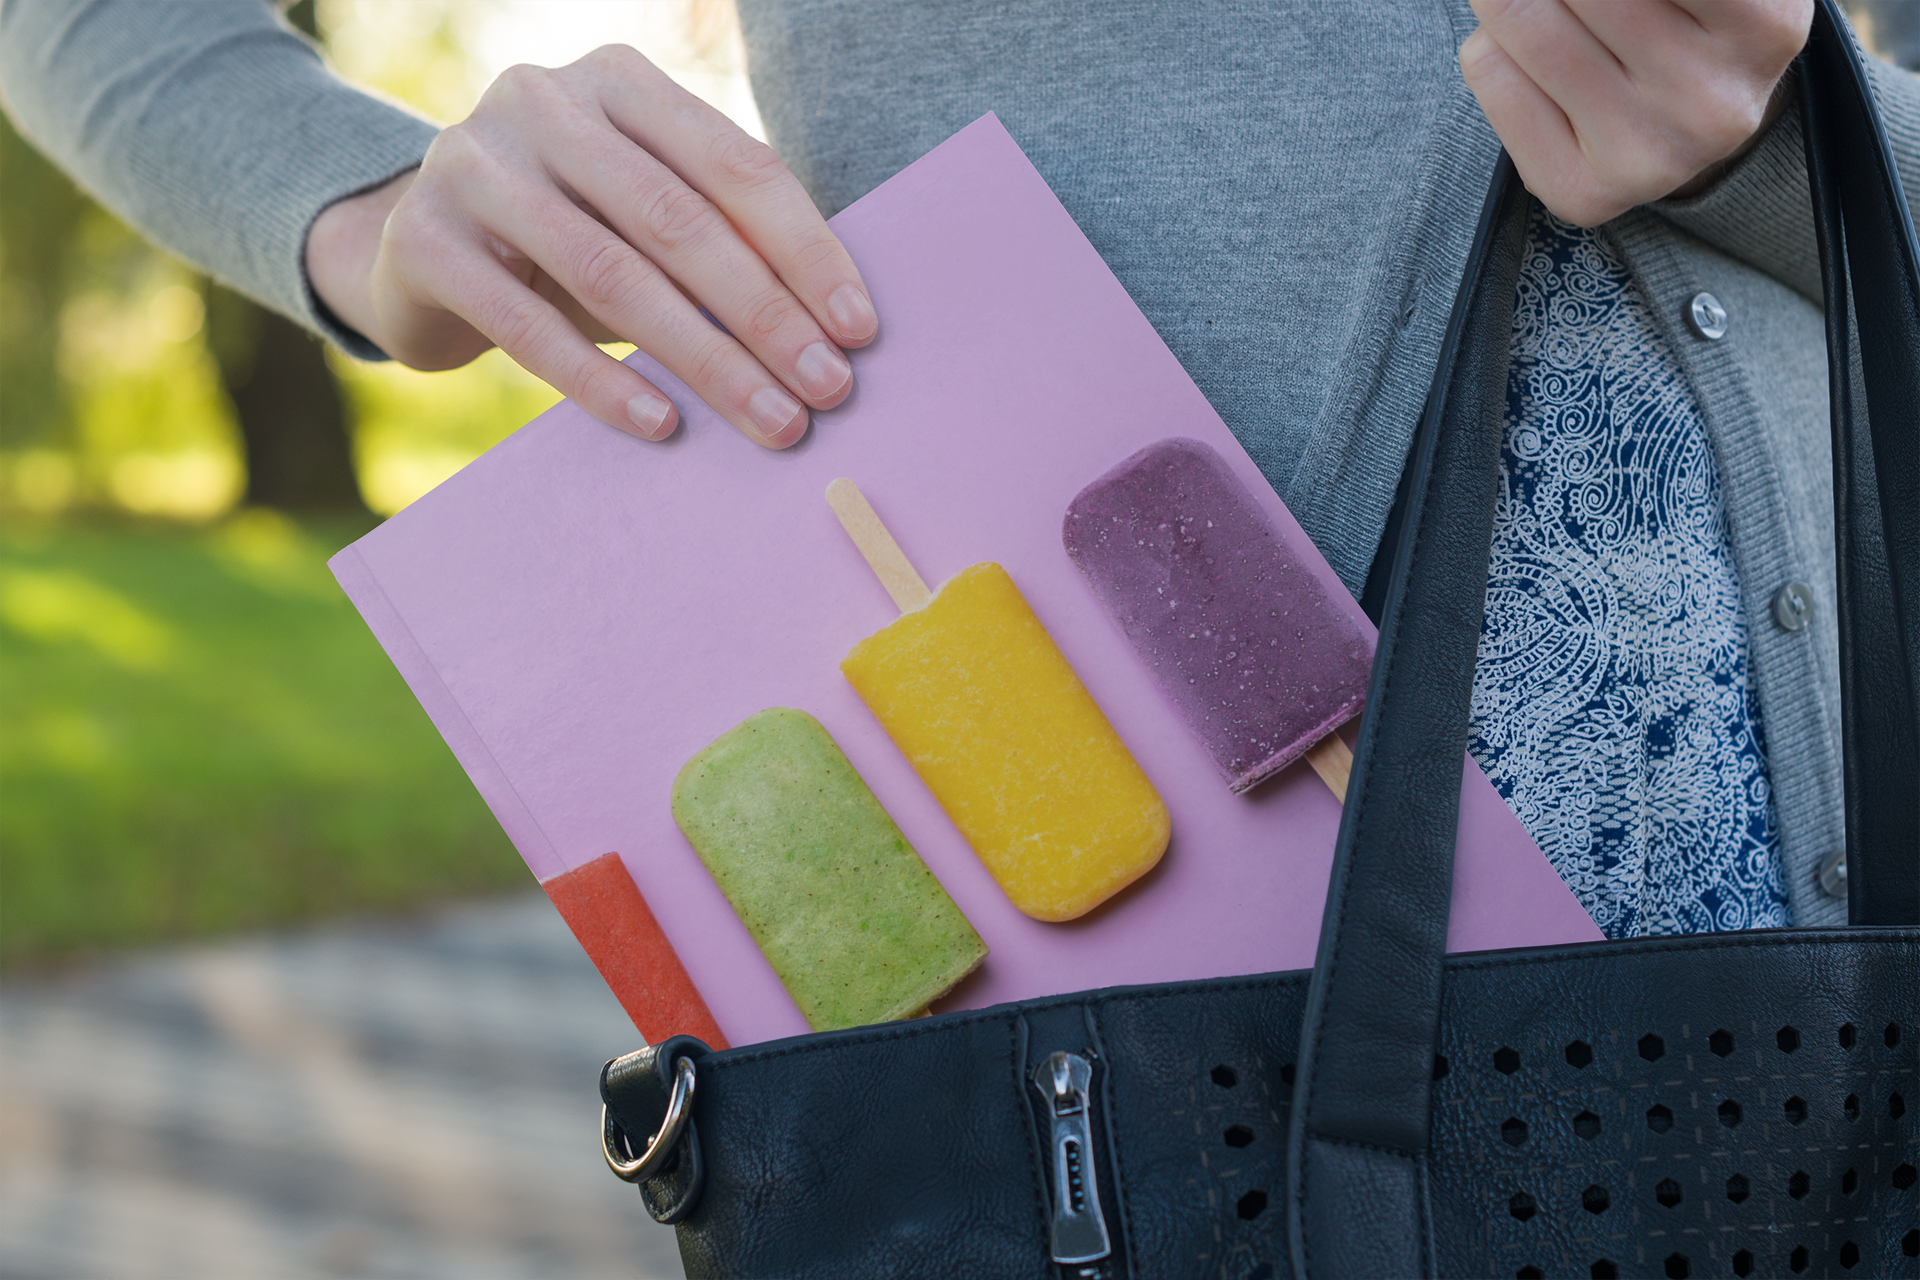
[{"left": 1032, "top": 1050, "right": 1113, "bottom": 1277}]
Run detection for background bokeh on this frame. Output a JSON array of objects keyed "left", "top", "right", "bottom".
[
  {"left": 7, "top": 0, "right": 1916, "bottom": 973},
  {"left": 0, "top": 0, "right": 764, "bottom": 968},
  {"left": 7, "top": 5, "right": 1920, "bottom": 1278}
]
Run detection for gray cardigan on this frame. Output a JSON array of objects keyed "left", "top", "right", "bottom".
[
  {"left": 7, "top": 0, "right": 1904, "bottom": 929},
  {"left": 0, "top": 0, "right": 434, "bottom": 361}
]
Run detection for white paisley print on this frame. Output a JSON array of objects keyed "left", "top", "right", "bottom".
[{"left": 1467, "top": 210, "right": 1789, "bottom": 940}]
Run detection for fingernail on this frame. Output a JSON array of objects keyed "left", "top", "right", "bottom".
[
  {"left": 827, "top": 285, "right": 877, "bottom": 342},
  {"left": 795, "top": 341, "right": 852, "bottom": 400},
  {"left": 627, "top": 392, "right": 676, "bottom": 439},
  {"left": 749, "top": 385, "right": 807, "bottom": 445}
]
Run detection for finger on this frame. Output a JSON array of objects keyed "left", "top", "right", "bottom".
[
  {"left": 1465, "top": 0, "right": 1698, "bottom": 215},
  {"left": 1469, "top": 0, "right": 1637, "bottom": 146},
  {"left": 485, "top": 187, "right": 811, "bottom": 447},
  {"left": 429, "top": 247, "right": 682, "bottom": 442},
  {"left": 585, "top": 47, "right": 878, "bottom": 349},
  {"left": 1459, "top": 27, "right": 1622, "bottom": 224},
  {"left": 1563, "top": 0, "right": 1711, "bottom": 71},
  {"left": 550, "top": 119, "right": 856, "bottom": 411},
  {"left": 541, "top": 276, "right": 621, "bottom": 343},
  {"left": 1667, "top": 0, "right": 1811, "bottom": 59},
  {"left": 1565, "top": 0, "right": 1780, "bottom": 151},
  {"left": 1473, "top": 0, "right": 1794, "bottom": 209}
]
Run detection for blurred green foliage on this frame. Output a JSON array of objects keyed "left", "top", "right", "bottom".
[
  {"left": 0, "top": 513, "right": 525, "bottom": 967},
  {"left": 0, "top": 1, "right": 562, "bottom": 964},
  {"left": 0, "top": 1, "right": 732, "bottom": 964},
  {"left": 0, "top": 0, "right": 559, "bottom": 524},
  {"left": 0, "top": 108, "right": 88, "bottom": 456},
  {"left": 1, "top": 115, "right": 243, "bottom": 517}
]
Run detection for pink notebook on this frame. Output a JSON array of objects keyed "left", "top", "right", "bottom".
[{"left": 330, "top": 114, "right": 1601, "bottom": 1048}]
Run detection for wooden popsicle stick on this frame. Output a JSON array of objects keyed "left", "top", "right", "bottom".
[
  {"left": 1304, "top": 733, "right": 1352, "bottom": 803},
  {"left": 830, "top": 475, "right": 1353, "bottom": 806},
  {"left": 827, "top": 478, "right": 932, "bottom": 613}
]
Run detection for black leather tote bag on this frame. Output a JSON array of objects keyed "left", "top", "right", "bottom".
[{"left": 601, "top": 5, "right": 1918, "bottom": 1275}]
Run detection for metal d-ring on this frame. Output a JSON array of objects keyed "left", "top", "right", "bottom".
[{"left": 603, "top": 1055, "right": 697, "bottom": 1183}]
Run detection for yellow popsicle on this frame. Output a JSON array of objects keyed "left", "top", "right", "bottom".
[{"left": 830, "top": 480, "right": 1169, "bottom": 922}]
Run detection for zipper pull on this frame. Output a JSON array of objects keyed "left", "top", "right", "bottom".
[{"left": 1032, "top": 1051, "right": 1112, "bottom": 1273}]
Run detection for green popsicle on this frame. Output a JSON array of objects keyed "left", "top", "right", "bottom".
[{"left": 671, "top": 708, "right": 987, "bottom": 1031}]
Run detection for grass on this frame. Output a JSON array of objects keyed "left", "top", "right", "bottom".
[{"left": 0, "top": 511, "right": 526, "bottom": 968}]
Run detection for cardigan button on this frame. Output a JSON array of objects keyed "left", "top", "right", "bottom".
[
  {"left": 1771, "top": 581, "right": 1814, "bottom": 632},
  {"left": 1817, "top": 849, "right": 1847, "bottom": 899},
  {"left": 1687, "top": 292, "right": 1729, "bottom": 340}
]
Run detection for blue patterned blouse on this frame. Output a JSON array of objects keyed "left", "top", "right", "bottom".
[{"left": 1466, "top": 211, "right": 1790, "bottom": 940}]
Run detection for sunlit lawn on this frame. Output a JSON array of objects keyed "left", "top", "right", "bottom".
[
  {"left": 0, "top": 0, "right": 752, "bottom": 971},
  {"left": 0, "top": 511, "right": 525, "bottom": 967}
]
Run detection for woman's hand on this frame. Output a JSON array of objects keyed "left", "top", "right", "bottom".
[
  {"left": 305, "top": 44, "right": 877, "bottom": 448},
  {"left": 1460, "top": 0, "right": 1813, "bottom": 226}
]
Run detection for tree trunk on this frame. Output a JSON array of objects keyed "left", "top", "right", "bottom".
[
  {"left": 206, "top": 288, "right": 368, "bottom": 514},
  {"left": 203, "top": 1, "right": 366, "bottom": 515}
]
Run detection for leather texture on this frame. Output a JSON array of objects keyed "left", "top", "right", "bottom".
[
  {"left": 602, "top": 931, "right": 1919, "bottom": 1278},
  {"left": 600, "top": 5, "right": 1920, "bottom": 1275},
  {"left": 1802, "top": 7, "right": 1920, "bottom": 927},
  {"left": 1283, "top": 156, "right": 1527, "bottom": 1280}
]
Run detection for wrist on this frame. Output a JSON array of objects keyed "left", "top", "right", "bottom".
[
  {"left": 305, "top": 168, "right": 418, "bottom": 354},
  {"left": 1668, "top": 74, "right": 1796, "bottom": 203}
]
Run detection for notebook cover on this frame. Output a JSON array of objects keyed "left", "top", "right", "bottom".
[{"left": 330, "top": 114, "right": 1602, "bottom": 1047}]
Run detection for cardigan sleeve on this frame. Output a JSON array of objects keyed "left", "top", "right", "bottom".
[
  {"left": 1655, "top": 44, "right": 1920, "bottom": 308},
  {"left": 0, "top": 0, "right": 439, "bottom": 358}
]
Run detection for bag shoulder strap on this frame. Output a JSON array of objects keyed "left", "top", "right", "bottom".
[
  {"left": 1802, "top": 5, "right": 1920, "bottom": 925},
  {"left": 1286, "top": 4, "right": 1920, "bottom": 1275},
  {"left": 1281, "top": 156, "right": 1526, "bottom": 1280}
]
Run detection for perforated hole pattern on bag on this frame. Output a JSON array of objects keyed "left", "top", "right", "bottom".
[
  {"left": 1435, "top": 1013, "right": 1917, "bottom": 1278},
  {"left": 1089, "top": 941, "right": 1915, "bottom": 1280}
]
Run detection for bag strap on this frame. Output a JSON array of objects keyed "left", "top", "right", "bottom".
[
  {"left": 1281, "top": 149, "right": 1527, "bottom": 1280},
  {"left": 1286, "top": 4, "right": 1920, "bottom": 1275},
  {"left": 1802, "top": 3, "right": 1920, "bottom": 926}
]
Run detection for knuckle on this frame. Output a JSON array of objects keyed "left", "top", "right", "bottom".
[
  {"left": 568, "top": 235, "right": 645, "bottom": 312},
  {"left": 636, "top": 180, "right": 722, "bottom": 252},
  {"left": 487, "top": 62, "right": 548, "bottom": 104},
  {"left": 571, "top": 356, "right": 631, "bottom": 411},
  {"left": 786, "top": 232, "right": 847, "bottom": 278},
  {"left": 707, "top": 131, "right": 788, "bottom": 193},
  {"left": 474, "top": 62, "right": 576, "bottom": 128},
  {"left": 486, "top": 293, "right": 552, "bottom": 358},
  {"left": 737, "top": 288, "right": 806, "bottom": 347},
  {"left": 422, "top": 121, "right": 478, "bottom": 169},
  {"left": 420, "top": 122, "right": 506, "bottom": 187},
  {"left": 580, "top": 42, "right": 646, "bottom": 74}
]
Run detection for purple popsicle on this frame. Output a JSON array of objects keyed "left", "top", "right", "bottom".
[{"left": 1062, "top": 438, "right": 1373, "bottom": 795}]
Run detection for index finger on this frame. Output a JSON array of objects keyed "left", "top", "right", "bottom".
[{"left": 594, "top": 53, "right": 879, "bottom": 349}]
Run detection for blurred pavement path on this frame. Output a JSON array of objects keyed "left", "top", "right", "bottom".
[{"left": 0, "top": 894, "right": 684, "bottom": 1279}]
